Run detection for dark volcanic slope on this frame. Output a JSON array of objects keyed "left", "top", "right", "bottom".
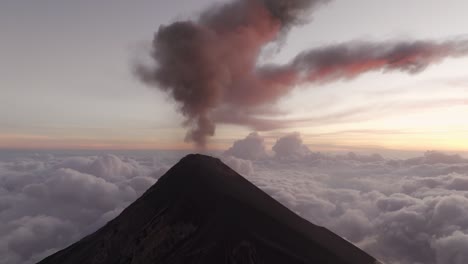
[{"left": 39, "top": 154, "right": 378, "bottom": 264}]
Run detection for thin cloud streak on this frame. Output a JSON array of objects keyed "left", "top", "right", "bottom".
[{"left": 214, "top": 97, "right": 468, "bottom": 131}]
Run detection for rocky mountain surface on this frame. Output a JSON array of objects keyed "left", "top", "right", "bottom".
[{"left": 38, "top": 154, "right": 379, "bottom": 264}]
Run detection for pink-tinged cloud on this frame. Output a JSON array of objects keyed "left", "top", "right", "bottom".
[{"left": 135, "top": 0, "right": 468, "bottom": 147}]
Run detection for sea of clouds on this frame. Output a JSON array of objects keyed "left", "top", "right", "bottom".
[{"left": 1, "top": 134, "right": 468, "bottom": 264}]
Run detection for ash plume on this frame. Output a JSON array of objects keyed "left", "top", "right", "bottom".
[{"left": 135, "top": 0, "right": 468, "bottom": 148}]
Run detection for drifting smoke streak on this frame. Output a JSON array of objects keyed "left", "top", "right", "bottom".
[{"left": 135, "top": 0, "right": 468, "bottom": 148}]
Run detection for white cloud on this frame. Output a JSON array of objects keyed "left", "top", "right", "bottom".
[
  {"left": 127, "top": 176, "right": 157, "bottom": 193},
  {"left": 0, "top": 152, "right": 172, "bottom": 264},
  {"left": 1, "top": 147, "right": 468, "bottom": 264},
  {"left": 433, "top": 231, "right": 468, "bottom": 264},
  {"left": 6, "top": 215, "right": 76, "bottom": 261},
  {"left": 272, "top": 132, "right": 311, "bottom": 159},
  {"left": 228, "top": 142, "right": 468, "bottom": 264},
  {"left": 220, "top": 155, "right": 254, "bottom": 176},
  {"left": 224, "top": 132, "right": 268, "bottom": 160}
]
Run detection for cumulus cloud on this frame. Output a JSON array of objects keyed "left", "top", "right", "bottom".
[
  {"left": 433, "top": 231, "right": 468, "bottom": 264},
  {"left": 0, "top": 151, "right": 176, "bottom": 264},
  {"left": 223, "top": 135, "right": 468, "bottom": 264},
  {"left": 243, "top": 151, "right": 468, "bottom": 264},
  {"left": 5, "top": 215, "right": 76, "bottom": 262},
  {"left": 272, "top": 132, "right": 311, "bottom": 159},
  {"left": 224, "top": 132, "right": 268, "bottom": 160},
  {"left": 54, "top": 154, "right": 145, "bottom": 182},
  {"left": 1, "top": 147, "right": 468, "bottom": 264},
  {"left": 403, "top": 150, "right": 468, "bottom": 166},
  {"left": 220, "top": 155, "right": 254, "bottom": 176}
]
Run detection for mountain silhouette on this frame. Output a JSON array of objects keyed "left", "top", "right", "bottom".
[{"left": 38, "top": 154, "right": 379, "bottom": 264}]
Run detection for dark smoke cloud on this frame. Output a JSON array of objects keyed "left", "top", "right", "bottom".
[{"left": 135, "top": 0, "right": 468, "bottom": 147}]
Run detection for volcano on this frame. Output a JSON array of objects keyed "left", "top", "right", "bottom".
[{"left": 38, "top": 154, "right": 379, "bottom": 264}]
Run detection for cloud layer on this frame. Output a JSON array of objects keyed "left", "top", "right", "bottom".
[
  {"left": 1, "top": 142, "right": 468, "bottom": 264},
  {"left": 223, "top": 133, "right": 468, "bottom": 264},
  {"left": 0, "top": 151, "right": 180, "bottom": 264}
]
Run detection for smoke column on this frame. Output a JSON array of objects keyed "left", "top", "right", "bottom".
[{"left": 135, "top": 0, "right": 468, "bottom": 148}]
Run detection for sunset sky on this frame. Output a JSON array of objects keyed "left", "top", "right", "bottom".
[
  {"left": 3, "top": 2, "right": 468, "bottom": 263},
  {"left": 1, "top": 0, "right": 468, "bottom": 152}
]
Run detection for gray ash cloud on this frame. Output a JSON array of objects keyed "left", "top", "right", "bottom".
[{"left": 135, "top": 0, "right": 468, "bottom": 147}]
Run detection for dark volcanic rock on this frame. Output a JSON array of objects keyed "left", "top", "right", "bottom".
[{"left": 38, "top": 154, "right": 378, "bottom": 264}]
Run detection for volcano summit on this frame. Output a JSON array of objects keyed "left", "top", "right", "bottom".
[{"left": 38, "top": 154, "right": 379, "bottom": 264}]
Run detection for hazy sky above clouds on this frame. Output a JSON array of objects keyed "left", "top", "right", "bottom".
[{"left": 1, "top": 0, "right": 468, "bottom": 151}]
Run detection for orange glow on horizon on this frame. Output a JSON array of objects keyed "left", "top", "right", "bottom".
[
  {"left": 0, "top": 133, "right": 235, "bottom": 151},
  {"left": 1, "top": 131, "right": 467, "bottom": 153}
]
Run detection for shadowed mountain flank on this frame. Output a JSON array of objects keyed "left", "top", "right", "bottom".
[{"left": 38, "top": 154, "right": 378, "bottom": 264}]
